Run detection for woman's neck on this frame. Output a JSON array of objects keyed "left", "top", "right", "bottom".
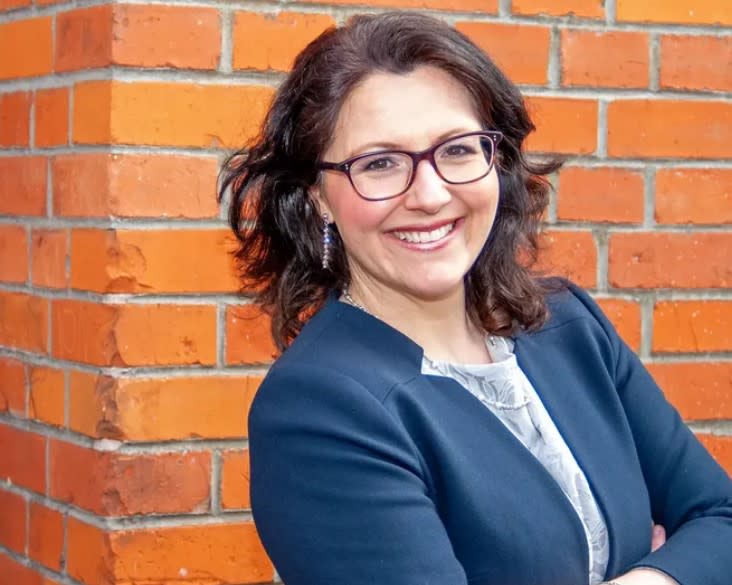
[{"left": 346, "top": 279, "right": 492, "bottom": 364}]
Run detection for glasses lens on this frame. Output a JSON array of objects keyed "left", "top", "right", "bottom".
[
  {"left": 350, "top": 152, "right": 412, "bottom": 200},
  {"left": 434, "top": 134, "right": 493, "bottom": 184}
]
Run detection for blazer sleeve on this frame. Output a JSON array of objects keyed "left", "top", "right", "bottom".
[
  {"left": 569, "top": 284, "right": 732, "bottom": 585},
  {"left": 248, "top": 363, "right": 469, "bottom": 585}
]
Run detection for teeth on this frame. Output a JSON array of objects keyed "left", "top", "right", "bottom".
[{"left": 393, "top": 222, "right": 455, "bottom": 244}]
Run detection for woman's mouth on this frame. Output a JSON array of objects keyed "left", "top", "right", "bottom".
[{"left": 391, "top": 221, "right": 457, "bottom": 244}]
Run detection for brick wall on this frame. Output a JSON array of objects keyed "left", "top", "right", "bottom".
[{"left": 0, "top": 0, "right": 730, "bottom": 583}]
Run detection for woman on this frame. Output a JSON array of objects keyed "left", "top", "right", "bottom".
[{"left": 219, "top": 12, "right": 732, "bottom": 585}]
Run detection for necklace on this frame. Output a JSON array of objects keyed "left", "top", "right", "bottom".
[{"left": 340, "top": 289, "right": 371, "bottom": 314}]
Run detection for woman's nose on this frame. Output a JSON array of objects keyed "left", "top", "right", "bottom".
[{"left": 403, "top": 159, "right": 452, "bottom": 212}]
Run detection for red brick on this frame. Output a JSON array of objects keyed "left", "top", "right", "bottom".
[
  {"left": 0, "top": 18, "right": 53, "bottom": 79},
  {"left": 73, "top": 80, "right": 274, "bottom": 148},
  {"left": 233, "top": 12, "right": 333, "bottom": 72},
  {"left": 647, "top": 362, "right": 732, "bottom": 421},
  {"left": 35, "top": 88, "right": 69, "bottom": 148},
  {"left": 0, "top": 0, "right": 31, "bottom": 11},
  {"left": 653, "top": 301, "right": 732, "bottom": 353},
  {"left": 226, "top": 305, "right": 279, "bottom": 365},
  {"left": 31, "top": 229, "right": 67, "bottom": 289},
  {"left": 536, "top": 230, "right": 597, "bottom": 287},
  {"left": 0, "top": 554, "right": 42, "bottom": 585},
  {"left": 29, "top": 367, "right": 64, "bottom": 427},
  {"left": 697, "top": 435, "right": 732, "bottom": 475},
  {"left": 525, "top": 97, "right": 597, "bottom": 154},
  {"left": 656, "top": 169, "right": 732, "bottom": 225},
  {"left": 557, "top": 167, "right": 644, "bottom": 223},
  {"left": 221, "top": 450, "right": 251, "bottom": 509},
  {"left": 562, "top": 30, "right": 648, "bottom": 88},
  {"left": 55, "top": 5, "right": 113, "bottom": 72},
  {"left": 28, "top": 502, "right": 64, "bottom": 570},
  {"left": 297, "top": 0, "right": 496, "bottom": 10},
  {"left": 66, "top": 517, "right": 112, "bottom": 585},
  {"left": 596, "top": 298, "right": 641, "bottom": 351},
  {"left": 609, "top": 233, "right": 732, "bottom": 288},
  {"left": 0, "top": 224, "right": 29, "bottom": 283},
  {"left": 617, "top": 0, "right": 732, "bottom": 25},
  {"left": 0, "top": 357, "right": 26, "bottom": 416},
  {"left": 50, "top": 440, "right": 210, "bottom": 515},
  {"left": 0, "top": 489, "right": 26, "bottom": 553},
  {"left": 52, "top": 300, "right": 216, "bottom": 366},
  {"left": 53, "top": 153, "right": 219, "bottom": 218},
  {"left": 608, "top": 100, "right": 732, "bottom": 159},
  {"left": 661, "top": 35, "right": 732, "bottom": 93},
  {"left": 512, "top": 0, "right": 604, "bottom": 17},
  {"left": 0, "top": 91, "right": 31, "bottom": 146},
  {"left": 456, "top": 23, "right": 551, "bottom": 85},
  {"left": 70, "top": 229, "right": 239, "bottom": 293},
  {"left": 0, "top": 157, "right": 47, "bottom": 216},
  {"left": 109, "top": 523, "right": 273, "bottom": 584},
  {"left": 112, "top": 5, "right": 220, "bottom": 69},
  {"left": 69, "top": 373, "right": 260, "bottom": 441},
  {"left": 0, "top": 292, "right": 49, "bottom": 354},
  {"left": 0, "top": 424, "right": 46, "bottom": 493}
]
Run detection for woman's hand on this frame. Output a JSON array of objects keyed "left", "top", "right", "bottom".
[
  {"left": 651, "top": 524, "right": 666, "bottom": 552},
  {"left": 602, "top": 525, "right": 676, "bottom": 584}
]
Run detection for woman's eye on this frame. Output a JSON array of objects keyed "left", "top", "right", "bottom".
[
  {"left": 362, "top": 156, "right": 399, "bottom": 172},
  {"left": 443, "top": 144, "right": 476, "bottom": 157}
]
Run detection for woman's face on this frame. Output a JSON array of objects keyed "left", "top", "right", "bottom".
[{"left": 313, "top": 65, "right": 500, "bottom": 304}]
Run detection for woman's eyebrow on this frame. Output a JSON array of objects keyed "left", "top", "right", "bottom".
[{"left": 346, "top": 127, "right": 480, "bottom": 158}]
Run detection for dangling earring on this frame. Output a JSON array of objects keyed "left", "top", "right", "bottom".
[{"left": 321, "top": 213, "right": 332, "bottom": 270}]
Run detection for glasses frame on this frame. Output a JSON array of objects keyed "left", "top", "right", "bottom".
[{"left": 317, "top": 130, "right": 504, "bottom": 201}]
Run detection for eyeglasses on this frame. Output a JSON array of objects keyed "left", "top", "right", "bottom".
[{"left": 317, "top": 130, "right": 503, "bottom": 201}]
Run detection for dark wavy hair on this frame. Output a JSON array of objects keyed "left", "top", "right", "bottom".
[{"left": 218, "top": 11, "right": 563, "bottom": 350}]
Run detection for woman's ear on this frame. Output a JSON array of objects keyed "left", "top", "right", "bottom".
[{"left": 309, "top": 183, "right": 333, "bottom": 220}]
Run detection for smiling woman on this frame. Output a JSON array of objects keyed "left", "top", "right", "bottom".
[{"left": 218, "top": 11, "right": 732, "bottom": 585}]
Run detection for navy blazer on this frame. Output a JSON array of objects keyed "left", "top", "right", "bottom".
[{"left": 249, "top": 284, "right": 732, "bottom": 585}]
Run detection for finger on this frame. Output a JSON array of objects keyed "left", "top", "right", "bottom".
[{"left": 651, "top": 524, "right": 667, "bottom": 552}]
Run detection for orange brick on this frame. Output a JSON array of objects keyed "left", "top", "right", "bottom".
[
  {"left": 31, "top": 229, "right": 67, "bottom": 288},
  {"left": 28, "top": 502, "right": 64, "bottom": 570},
  {"left": 655, "top": 169, "right": 732, "bottom": 225},
  {"left": 109, "top": 523, "right": 273, "bottom": 584},
  {"left": 0, "top": 157, "right": 47, "bottom": 216},
  {"left": 0, "top": 18, "right": 53, "bottom": 79},
  {"left": 35, "top": 88, "right": 69, "bottom": 147},
  {"left": 647, "top": 362, "right": 732, "bottom": 421},
  {"left": 0, "top": 554, "right": 42, "bottom": 585},
  {"left": 112, "top": 4, "right": 220, "bottom": 69},
  {"left": 596, "top": 298, "right": 640, "bottom": 351},
  {"left": 226, "top": 304, "right": 279, "bottom": 365},
  {"left": 52, "top": 300, "right": 216, "bottom": 366},
  {"left": 557, "top": 167, "right": 644, "bottom": 223},
  {"left": 69, "top": 374, "right": 260, "bottom": 441},
  {"left": 70, "top": 229, "right": 239, "bottom": 293},
  {"left": 525, "top": 97, "right": 597, "bottom": 154},
  {"left": 653, "top": 301, "right": 732, "bottom": 353},
  {"left": 233, "top": 12, "right": 333, "bottom": 72},
  {"left": 0, "top": 224, "right": 29, "bottom": 283},
  {"left": 0, "top": 91, "right": 31, "bottom": 146},
  {"left": 536, "top": 230, "right": 597, "bottom": 287},
  {"left": 660, "top": 35, "right": 732, "bottom": 93},
  {"left": 456, "top": 22, "right": 551, "bottom": 85},
  {"left": 609, "top": 233, "right": 732, "bottom": 289},
  {"left": 73, "top": 80, "right": 274, "bottom": 148},
  {"left": 0, "top": 424, "right": 46, "bottom": 493},
  {"left": 29, "top": 366, "right": 64, "bottom": 427},
  {"left": 52, "top": 153, "right": 219, "bottom": 218},
  {"left": 608, "top": 100, "right": 732, "bottom": 159},
  {"left": 512, "top": 0, "right": 604, "bottom": 17},
  {"left": 221, "top": 450, "right": 251, "bottom": 509},
  {"left": 697, "top": 435, "right": 732, "bottom": 475},
  {"left": 617, "top": 0, "right": 731, "bottom": 25},
  {"left": 562, "top": 30, "right": 648, "bottom": 88},
  {"left": 297, "top": 0, "right": 496, "bottom": 10},
  {"left": 0, "top": 489, "right": 26, "bottom": 553},
  {"left": 66, "top": 517, "right": 112, "bottom": 585},
  {"left": 50, "top": 440, "right": 211, "bottom": 515},
  {"left": 0, "top": 0, "right": 32, "bottom": 11},
  {"left": 0, "top": 292, "right": 48, "bottom": 354},
  {"left": 55, "top": 5, "right": 113, "bottom": 72},
  {"left": 0, "top": 357, "right": 26, "bottom": 416}
]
